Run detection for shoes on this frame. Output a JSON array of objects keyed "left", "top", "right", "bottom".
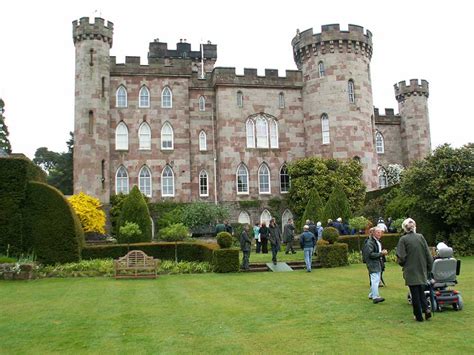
[
  {"left": 368, "top": 296, "right": 373, "bottom": 300},
  {"left": 373, "top": 297, "right": 385, "bottom": 304},
  {"left": 307, "top": 270, "right": 311, "bottom": 272},
  {"left": 414, "top": 316, "right": 424, "bottom": 322},
  {"left": 424, "top": 311, "right": 432, "bottom": 320},
  {"left": 292, "top": 252, "right": 297, "bottom": 254},
  {"left": 273, "top": 262, "right": 277, "bottom": 265},
  {"left": 285, "top": 252, "right": 289, "bottom": 254}
]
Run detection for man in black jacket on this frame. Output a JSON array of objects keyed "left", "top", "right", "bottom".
[
  {"left": 363, "top": 227, "right": 388, "bottom": 304},
  {"left": 240, "top": 224, "right": 252, "bottom": 270}
]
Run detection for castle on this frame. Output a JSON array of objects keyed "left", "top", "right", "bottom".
[{"left": 72, "top": 17, "right": 431, "bottom": 225}]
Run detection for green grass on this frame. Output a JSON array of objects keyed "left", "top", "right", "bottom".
[
  {"left": 1, "top": 258, "right": 473, "bottom": 354},
  {"left": 244, "top": 248, "right": 305, "bottom": 263}
]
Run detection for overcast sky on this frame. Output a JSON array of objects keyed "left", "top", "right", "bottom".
[{"left": 1, "top": 0, "right": 472, "bottom": 159}]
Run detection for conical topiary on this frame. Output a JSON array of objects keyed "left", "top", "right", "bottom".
[
  {"left": 322, "top": 183, "right": 351, "bottom": 224},
  {"left": 301, "top": 189, "right": 324, "bottom": 229},
  {"left": 118, "top": 185, "right": 152, "bottom": 243}
]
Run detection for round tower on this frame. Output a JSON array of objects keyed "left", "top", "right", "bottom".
[
  {"left": 394, "top": 79, "right": 431, "bottom": 166},
  {"left": 292, "top": 24, "right": 378, "bottom": 190},
  {"left": 72, "top": 17, "right": 113, "bottom": 202}
]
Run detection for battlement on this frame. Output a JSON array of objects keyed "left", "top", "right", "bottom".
[
  {"left": 374, "top": 107, "right": 400, "bottom": 125},
  {"left": 394, "top": 79, "right": 429, "bottom": 102},
  {"left": 148, "top": 39, "right": 217, "bottom": 62},
  {"left": 72, "top": 17, "right": 114, "bottom": 47},
  {"left": 211, "top": 67, "right": 302, "bottom": 88},
  {"left": 292, "top": 24, "right": 373, "bottom": 67}
]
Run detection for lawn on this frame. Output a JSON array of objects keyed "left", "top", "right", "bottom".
[{"left": 0, "top": 258, "right": 473, "bottom": 354}]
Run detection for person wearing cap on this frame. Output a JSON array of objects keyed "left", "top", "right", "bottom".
[
  {"left": 299, "top": 225, "right": 316, "bottom": 272},
  {"left": 377, "top": 218, "right": 388, "bottom": 233},
  {"left": 362, "top": 226, "right": 388, "bottom": 304},
  {"left": 396, "top": 218, "right": 433, "bottom": 322},
  {"left": 333, "top": 217, "right": 344, "bottom": 235},
  {"left": 316, "top": 221, "right": 323, "bottom": 241}
]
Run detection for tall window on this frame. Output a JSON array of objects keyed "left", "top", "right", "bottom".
[
  {"left": 115, "top": 166, "right": 129, "bottom": 194},
  {"left": 138, "top": 122, "right": 151, "bottom": 150},
  {"left": 238, "top": 211, "right": 251, "bottom": 225},
  {"left": 199, "top": 130, "right": 207, "bottom": 151},
  {"left": 278, "top": 92, "right": 285, "bottom": 108},
  {"left": 246, "top": 119, "right": 255, "bottom": 148},
  {"left": 258, "top": 163, "right": 271, "bottom": 194},
  {"left": 161, "top": 87, "right": 172, "bottom": 108},
  {"left": 348, "top": 80, "right": 355, "bottom": 103},
  {"left": 256, "top": 116, "right": 269, "bottom": 148},
  {"left": 139, "top": 86, "right": 150, "bottom": 108},
  {"left": 116, "top": 86, "right": 127, "bottom": 108},
  {"left": 318, "top": 61, "right": 325, "bottom": 77},
  {"left": 378, "top": 167, "right": 388, "bottom": 189},
  {"left": 115, "top": 122, "right": 128, "bottom": 150},
  {"left": 260, "top": 209, "right": 272, "bottom": 226},
  {"left": 161, "top": 122, "right": 173, "bottom": 150},
  {"left": 375, "top": 131, "right": 384, "bottom": 154},
  {"left": 236, "top": 164, "right": 249, "bottom": 194},
  {"left": 139, "top": 166, "right": 152, "bottom": 197},
  {"left": 281, "top": 209, "right": 293, "bottom": 230},
  {"left": 269, "top": 120, "right": 279, "bottom": 148},
  {"left": 162, "top": 166, "right": 174, "bottom": 197},
  {"left": 199, "top": 170, "right": 208, "bottom": 197},
  {"left": 321, "top": 114, "right": 330, "bottom": 144},
  {"left": 237, "top": 91, "right": 243, "bottom": 107},
  {"left": 280, "top": 165, "right": 290, "bottom": 193},
  {"left": 198, "top": 96, "right": 206, "bottom": 111}
]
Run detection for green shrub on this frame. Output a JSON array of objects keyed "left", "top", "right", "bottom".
[
  {"left": 109, "top": 193, "right": 128, "bottom": 237},
  {"left": 38, "top": 259, "right": 114, "bottom": 278},
  {"left": 159, "top": 223, "right": 189, "bottom": 242},
  {"left": 23, "top": 182, "right": 84, "bottom": 265},
  {"left": 82, "top": 242, "right": 218, "bottom": 263},
  {"left": 301, "top": 189, "right": 324, "bottom": 229},
  {"left": 318, "top": 243, "right": 349, "bottom": 268},
  {"left": 181, "top": 202, "right": 229, "bottom": 230},
  {"left": 449, "top": 230, "right": 474, "bottom": 256},
  {"left": 159, "top": 260, "right": 213, "bottom": 274},
  {"left": 0, "top": 256, "right": 16, "bottom": 263},
  {"left": 217, "top": 232, "right": 233, "bottom": 248},
  {"left": 349, "top": 216, "right": 370, "bottom": 232},
  {"left": 119, "top": 222, "right": 142, "bottom": 244},
  {"left": 338, "top": 234, "right": 401, "bottom": 252},
  {"left": 322, "top": 227, "right": 339, "bottom": 244},
  {"left": 322, "top": 183, "right": 352, "bottom": 224},
  {"left": 118, "top": 186, "right": 152, "bottom": 242},
  {"left": 212, "top": 248, "right": 239, "bottom": 273},
  {"left": 348, "top": 251, "right": 363, "bottom": 264}
]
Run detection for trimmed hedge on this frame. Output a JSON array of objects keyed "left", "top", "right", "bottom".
[
  {"left": 0, "top": 157, "right": 46, "bottom": 254},
  {"left": 322, "top": 227, "right": 339, "bottom": 244},
  {"left": 23, "top": 182, "right": 84, "bottom": 265},
  {"left": 118, "top": 186, "right": 152, "bottom": 242},
  {"left": 217, "top": 232, "right": 233, "bottom": 248},
  {"left": 318, "top": 243, "right": 349, "bottom": 268},
  {"left": 82, "top": 242, "right": 218, "bottom": 263},
  {"left": 212, "top": 248, "right": 240, "bottom": 273},
  {"left": 338, "top": 233, "right": 402, "bottom": 252}
]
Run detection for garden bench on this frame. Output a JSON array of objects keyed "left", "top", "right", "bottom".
[{"left": 114, "top": 250, "right": 158, "bottom": 279}]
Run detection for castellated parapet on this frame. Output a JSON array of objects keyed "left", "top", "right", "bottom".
[
  {"left": 291, "top": 24, "right": 373, "bottom": 68},
  {"left": 72, "top": 17, "right": 114, "bottom": 47},
  {"left": 394, "top": 79, "right": 429, "bottom": 102},
  {"left": 211, "top": 68, "right": 302, "bottom": 88}
]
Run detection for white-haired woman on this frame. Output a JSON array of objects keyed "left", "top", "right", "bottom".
[{"left": 396, "top": 218, "right": 433, "bottom": 322}]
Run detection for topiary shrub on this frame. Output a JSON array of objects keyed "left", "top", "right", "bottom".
[
  {"left": 348, "top": 216, "right": 370, "bottom": 233},
  {"left": 322, "top": 227, "right": 339, "bottom": 244},
  {"left": 119, "top": 222, "right": 142, "bottom": 244},
  {"left": 216, "top": 232, "right": 233, "bottom": 248},
  {"left": 118, "top": 186, "right": 152, "bottom": 242},
  {"left": 23, "top": 181, "right": 84, "bottom": 265},
  {"left": 212, "top": 248, "right": 239, "bottom": 273},
  {"left": 109, "top": 193, "right": 128, "bottom": 237},
  {"left": 322, "top": 182, "right": 352, "bottom": 224},
  {"left": 301, "top": 189, "right": 324, "bottom": 229},
  {"left": 318, "top": 243, "right": 349, "bottom": 268}
]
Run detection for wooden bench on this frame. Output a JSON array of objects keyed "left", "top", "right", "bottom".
[{"left": 114, "top": 250, "right": 158, "bottom": 279}]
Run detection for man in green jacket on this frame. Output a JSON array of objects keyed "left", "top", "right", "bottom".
[
  {"left": 396, "top": 218, "right": 433, "bottom": 322},
  {"left": 362, "top": 227, "right": 388, "bottom": 304}
]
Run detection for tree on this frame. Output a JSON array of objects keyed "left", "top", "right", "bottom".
[
  {"left": 118, "top": 185, "right": 152, "bottom": 243},
  {"left": 322, "top": 183, "right": 352, "bottom": 223},
  {"left": 68, "top": 192, "right": 106, "bottom": 234},
  {"left": 181, "top": 202, "right": 229, "bottom": 230},
  {"left": 300, "top": 189, "right": 324, "bottom": 229},
  {"left": 0, "top": 99, "right": 12, "bottom": 154},
  {"left": 287, "top": 157, "right": 365, "bottom": 221},
  {"left": 159, "top": 223, "right": 189, "bottom": 262},
  {"left": 33, "top": 132, "right": 73, "bottom": 195},
  {"left": 386, "top": 164, "right": 404, "bottom": 186},
  {"left": 400, "top": 143, "right": 474, "bottom": 232}
]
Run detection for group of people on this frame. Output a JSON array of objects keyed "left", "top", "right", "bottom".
[{"left": 363, "top": 217, "right": 434, "bottom": 322}]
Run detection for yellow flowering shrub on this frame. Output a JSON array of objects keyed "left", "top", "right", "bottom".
[{"left": 68, "top": 192, "right": 106, "bottom": 234}]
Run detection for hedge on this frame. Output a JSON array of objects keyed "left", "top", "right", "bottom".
[
  {"left": 212, "top": 248, "right": 240, "bottom": 273},
  {"left": 318, "top": 243, "right": 349, "bottom": 268},
  {"left": 0, "top": 157, "right": 46, "bottom": 255},
  {"left": 118, "top": 186, "right": 152, "bottom": 242},
  {"left": 82, "top": 242, "right": 218, "bottom": 263},
  {"left": 338, "top": 233, "right": 402, "bottom": 252},
  {"left": 23, "top": 182, "right": 84, "bottom": 265}
]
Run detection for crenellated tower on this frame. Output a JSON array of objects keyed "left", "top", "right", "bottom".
[
  {"left": 292, "top": 24, "right": 378, "bottom": 190},
  {"left": 72, "top": 17, "right": 113, "bottom": 202},
  {"left": 395, "top": 79, "right": 431, "bottom": 166}
]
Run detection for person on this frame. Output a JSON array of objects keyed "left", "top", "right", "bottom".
[
  {"left": 224, "top": 220, "right": 233, "bottom": 235},
  {"left": 268, "top": 219, "right": 281, "bottom": 265},
  {"left": 362, "top": 226, "right": 388, "bottom": 304},
  {"left": 396, "top": 218, "right": 433, "bottom": 322},
  {"left": 333, "top": 217, "right": 344, "bottom": 235},
  {"left": 327, "top": 219, "right": 334, "bottom": 227},
  {"left": 307, "top": 219, "right": 317, "bottom": 237},
  {"left": 316, "top": 222, "right": 323, "bottom": 241},
  {"left": 253, "top": 222, "right": 261, "bottom": 253},
  {"left": 377, "top": 218, "right": 388, "bottom": 232},
  {"left": 259, "top": 222, "right": 270, "bottom": 254},
  {"left": 283, "top": 218, "right": 296, "bottom": 254},
  {"left": 386, "top": 217, "right": 396, "bottom": 233},
  {"left": 299, "top": 225, "right": 316, "bottom": 272},
  {"left": 240, "top": 224, "right": 252, "bottom": 270},
  {"left": 215, "top": 221, "right": 226, "bottom": 234},
  {"left": 269, "top": 218, "right": 282, "bottom": 251}
]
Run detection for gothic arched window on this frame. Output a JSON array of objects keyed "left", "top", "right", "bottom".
[
  {"left": 318, "top": 61, "right": 325, "bottom": 78},
  {"left": 348, "top": 80, "right": 355, "bottom": 103},
  {"left": 161, "top": 122, "right": 174, "bottom": 150},
  {"left": 256, "top": 116, "right": 269, "bottom": 148},
  {"left": 321, "top": 114, "right": 330, "bottom": 144},
  {"left": 139, "top": 86, "right": 150, "bottom": 108},
  {"left": 258, "top": 163, "right": 271, "bottom": 194},
  {"left": 246, "top": 119, "right": 255, "bottom": 148},
  {"left": 236, "top": 164, "right": 249, "bottom": 194},
  {"left": 199, "top": 96, "right": 206, "bottom": 111},
  {"left": 279, "top": 92, "right": 285, "bottom": 108},
  {"left": 269, "top": 119, "right": 279, "bottom": 148},
  {"left": 115, "top": 122, "right": 128, "bottom": 150},
  {"left": 115, "top": 166, "right": 129, "bottom": 194},
  {"left": 199, "top": 130, "right": 207, "bottom": 151},
  {"left": 116, "top": 86, "right": 127, "bottom": 108},
  {"left": 139, "top": 166, "right": 152, "bottom": 197},
  {"left": 238, "top": 211, "right": 251, "bottom": 225},
  {"left": 138, "top": 122, "right": 151, "bottom": 150},
  {"left": 237, "top": 91, "right": 243, "bottom": 107},
  {"left": 378, "top": 166, "right": 388, "bottom": 189},
  {"left": 260, "top": 209, "right": 272, "bottom": 226},
  {"left": 199, "top": 170, "right": 209, "bottom": 197},
  {"left": 162, "top": 165, "right": 174, "bottom": 196},
  {"left": 280, "top": 165, "right": 290, "bottom": 193},
  {"left": 161, "top": 86, "right": 172, "bottom": 108},
  {"left": 375, "top": 131, "right": 385, "bottom": 154}
]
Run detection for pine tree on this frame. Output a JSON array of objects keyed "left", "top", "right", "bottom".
[
  {"left": 118, "top": 185, "right": 152, "bottom": 243},
  {"left": 0, "top": 99, "right": 12, "bottom": 154},
  {"left": 301, "top": 189, "right": 324, "bottom": 229},
  {"left": 322, "top": 183, "right": 352, "bottom": 223}
]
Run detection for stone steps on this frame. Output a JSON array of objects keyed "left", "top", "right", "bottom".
[{"left": 244, "top": 261, "right": 321, "bottom": 272}]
